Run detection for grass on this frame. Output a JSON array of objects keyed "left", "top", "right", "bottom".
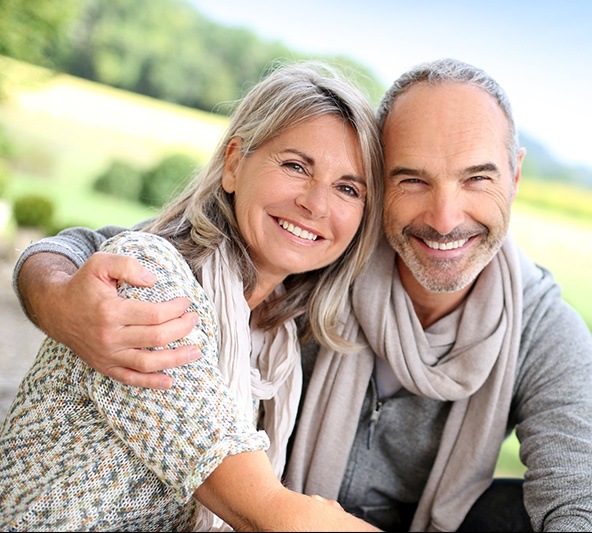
[
  {"left": 512, "top": 197, "right": 592, "bottom": 329},
  {"left": 2, "top": 56, "right": 591, "bottom": 479},
  {"left": 0, "top": 55, "right": 228, "bottom": 229}
]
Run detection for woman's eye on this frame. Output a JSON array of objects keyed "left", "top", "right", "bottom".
[
  {"left": 338, "top": 184, "right": 361, "bottom": 198},
  {"left": 283, "top": 161, "right": 306, "bottom": 173}
]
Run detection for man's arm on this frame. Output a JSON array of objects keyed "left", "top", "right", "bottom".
[
  {"left": 514, "top": 262, "right": 592, "bottom": 530},
  {"left": 14, "top": 224, "right": 200, "bottom": 389},
  {"left": 12, "top": 224, "right": 124, "bottom": 320}
]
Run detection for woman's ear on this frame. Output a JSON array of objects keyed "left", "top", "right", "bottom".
[{"left": 222, "top": 137, "right": 243, "bottom": 193}]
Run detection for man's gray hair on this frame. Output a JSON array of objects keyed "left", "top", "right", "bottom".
[{"left": 376, "top": 58, "right": 520, "bottom": 172}]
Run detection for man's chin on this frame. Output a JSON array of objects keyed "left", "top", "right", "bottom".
[
  {"left": 411, "top": 261, "right": 479, "bottom": 294},
  {"left": 416, "top": 276, "right": 474, "bottom": 294}
]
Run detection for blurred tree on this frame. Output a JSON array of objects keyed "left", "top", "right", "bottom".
[
  {"left": 0, "top": 0, "right": 82, "bottom": 67},
  {"left": 0, "top": 0, "right": 384, "bottom": 109},
  {"left": 48, "top": 0, "right": 385, "bottom": 111}
]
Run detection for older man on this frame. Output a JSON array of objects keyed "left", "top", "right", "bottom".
[{"left": 12, "top": 59, "right": 592, "bottom": 531}]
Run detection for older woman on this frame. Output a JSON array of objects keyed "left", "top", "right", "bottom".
[{"left": 0, "top": 62, "right": 383, "bottom": 531}]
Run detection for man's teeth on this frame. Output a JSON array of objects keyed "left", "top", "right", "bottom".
[
  {"left": 424, "top": 238, "right": 468, "bottom": 250},
  {"left": 278, "top": 219, "right": 318, "bottom": 241}
]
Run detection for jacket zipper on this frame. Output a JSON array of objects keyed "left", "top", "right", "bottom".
[{"left": 368, "top": 376, "right": 383, "bottom": 448}]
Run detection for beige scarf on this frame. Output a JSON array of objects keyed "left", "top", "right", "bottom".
[
  {"left": 199, "top": 241, "right": 302, "bottom": 531},
  {"left": 286, "top": 234, "right": 522, "bottom": 532}
]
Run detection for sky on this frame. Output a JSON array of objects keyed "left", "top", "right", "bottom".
[{"left": 190, "top": 0, "right": 592, "bottom": 170}]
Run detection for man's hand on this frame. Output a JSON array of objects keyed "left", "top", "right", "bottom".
[{"left": 18, "top": 251, "right": 201, "bottom": 389}]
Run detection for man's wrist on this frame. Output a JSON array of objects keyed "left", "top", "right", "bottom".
[{"left": 17, "top": 253, "right": 77, "bottom": 328}]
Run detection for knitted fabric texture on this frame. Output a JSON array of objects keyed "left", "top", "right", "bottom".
[{"left": 0, "top": 231, "right": 269, "bottom": 531}]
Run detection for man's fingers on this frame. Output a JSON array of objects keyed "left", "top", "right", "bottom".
[
  {"left": 112, "top": 297, "right": 194, "bottom": 327},
  {"left": 117, "top": 346, "right": 202, "bottom": 374},
  {"left": 114, "top": 312, "right": 199, "bottom": 350},
  {"left": 108, "top": 367, "right": 174, "bottom": 390},
  {"left": 104, "top": 346, "right": 204, "bottom": 389},
  {"left": 87, "top": 252, "right": 156, "bottom": 287}
]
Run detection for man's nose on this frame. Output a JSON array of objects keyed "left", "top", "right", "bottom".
[{"left": 424, "top": 189, "right": 465, "bottom": 235}]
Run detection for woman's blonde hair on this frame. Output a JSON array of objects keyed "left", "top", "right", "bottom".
[{"left": 146, "top": 60, "right": 383, "bottom": 351}]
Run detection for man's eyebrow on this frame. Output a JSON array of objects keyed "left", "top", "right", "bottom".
[
  {"left": 388, "top": 163, "right": 501, "bottom": 180},
  {"left": 388, "top": 166, "right": 426, "bottom": 179},
  {"left": 464, "top": 163, "right": 499, "bottom": 175}
]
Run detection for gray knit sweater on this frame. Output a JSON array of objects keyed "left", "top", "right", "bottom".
[{"left": 12, "top": 225, "right": 592, "bottom": 532}]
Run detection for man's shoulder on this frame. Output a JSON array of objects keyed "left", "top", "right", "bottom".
[
  {"left": 517, "top": 247, "right": 561, "bottom": 305},
  {"left": 517, "top": 247, "right": 591, "bottom": 352}
]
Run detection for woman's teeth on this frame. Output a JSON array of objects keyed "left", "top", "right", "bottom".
[{"left": 278, "top": 219, "right": 318, "bottom": 241}]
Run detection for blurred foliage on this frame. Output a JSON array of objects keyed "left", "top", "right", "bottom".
[
  {"left": 0, "top": 162, "right": 8, "bottom": 198},
  {"left": 517, "top": 177, "right": 592, "bottom": 221},
  {"left": 93, "top": 159, "right": 143, "bottom": 201},
  {"left": 91, "top": 151, "right": 202, "bottom": 208},
  {"left": 27, "top": 0, "right": 386, "bottom": 111},
  {"left": 139, "top": 152, "right": 201, "bottom": 208},
  {"left": 495, "top": 430, "right": 526, "bottom": 478},
  {"left": 13, "top": 193, "right": 55, "bottom": 229},
  {"left": 0, "top": 123, "right": 11, "bottom": 199},
  {"left": 0, "top": 123, "right": 11, "bottom": 158},
  {"left": 0, "top": 0, "right": 82, "bottom": 69}
]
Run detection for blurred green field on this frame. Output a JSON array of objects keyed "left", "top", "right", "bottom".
[
  {"left": 2, "top": 56, "right": 590, "bottom": 479},
  {"left": 0, "top": 55, "right": 228, "bottom": 229}
]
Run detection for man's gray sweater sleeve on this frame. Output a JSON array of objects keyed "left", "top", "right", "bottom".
[
  {"left": 514, "top": 255, "right": 592, "bottom": 531},
  {"left": 11, "top": 223, "right": 143, "bottom": 316}
]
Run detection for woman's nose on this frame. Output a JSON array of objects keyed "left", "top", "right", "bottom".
[{"left": 296, "top": 182, "right": 330, "bottom": 218}]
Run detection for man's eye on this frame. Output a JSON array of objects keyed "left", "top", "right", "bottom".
[
  {"left": 396, "top": 178, "right": 426, "bottom": 189},
  {"left": 469, "top": 175, "right": 490, "bottom": 182}
]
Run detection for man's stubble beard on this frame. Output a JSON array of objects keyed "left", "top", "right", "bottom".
[{"left": 385, "top": 228, "right": 507, "bottom": 294}]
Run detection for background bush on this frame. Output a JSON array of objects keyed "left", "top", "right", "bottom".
[
  {"left": 139, "top": 152, "right": 200, "bottom": 208},
  {"left": 93, "top": 159, "right": 143, "bottom": 201},
  {"left": 13, "top": 193, "right": 54, "bottom": 230}
]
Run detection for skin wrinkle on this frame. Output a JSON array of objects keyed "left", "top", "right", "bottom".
[
  {"left": 381, "top": 83, "right": 524, "bottom": 325},
  {"left": 223, "top": 114, "right": 366, "bottom": 308}
]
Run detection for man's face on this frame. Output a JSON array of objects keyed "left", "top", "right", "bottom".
[{"left": 382, "top": 82, "right": 524, "bottom": 294}]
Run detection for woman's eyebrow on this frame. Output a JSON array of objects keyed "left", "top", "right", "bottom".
[{"left": 279, "top": 148, "right": 315, "bottom": 166}]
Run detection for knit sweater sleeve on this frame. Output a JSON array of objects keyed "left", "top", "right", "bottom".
[
  {"left": 513, "top": 256, "right": 592, "bottom": 531},
  {"left": 90, "top": 230, "right": 269, "bottom": 501}
]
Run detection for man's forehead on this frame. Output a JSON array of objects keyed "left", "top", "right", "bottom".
[
  {"left": 384, "top": 84, "right": 508, "bottom": 148},
  {"left": 386, "top": 82, "right": 506, "bottom": 131}
]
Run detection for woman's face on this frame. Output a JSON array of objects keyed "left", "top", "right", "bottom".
[{"left": 222, "top": 114, "right": 367, "bottom": 291}]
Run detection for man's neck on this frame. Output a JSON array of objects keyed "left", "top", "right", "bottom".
[{"left": 396, "top": 257, "right": 473, "bottom": 329}]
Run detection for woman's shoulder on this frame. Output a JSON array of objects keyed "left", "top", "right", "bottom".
[
  {"left": 100, "top": 230, "right": 199, "bottom": 290},
  {"left": 101, "top": 230, "right": 182, "bottom": 264},
  {"left": 101, "top": 229, "right": 172, "bottom": 251}
]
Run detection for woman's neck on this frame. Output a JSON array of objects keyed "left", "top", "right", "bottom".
[{"left": 246, "top": 278, "right": 283, "bottom": 310}]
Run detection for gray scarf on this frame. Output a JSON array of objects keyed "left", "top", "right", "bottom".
[{"left": 286, "top": 234, "right": 523, "bottom": 532}]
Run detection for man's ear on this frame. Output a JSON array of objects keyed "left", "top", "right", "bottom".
[
  {"left": 511, "top": 147, "right": 527, "bottom": 201},
  {"left": 222, "top": 137, "right": 243, "bottom": 193}
]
